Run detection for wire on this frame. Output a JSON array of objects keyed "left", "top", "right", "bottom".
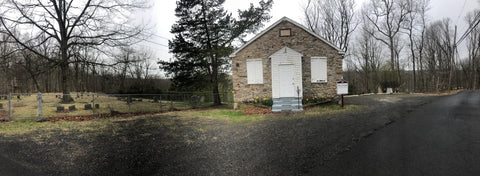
[
  {"left": 143, "top": 39, "right": 169, "bottom": 48},
  {"left": 455, "top": 0, "right": 468, "bottom": 25},
  {"left": 456, "top": 11, "right": 480, "bottom": 45}
]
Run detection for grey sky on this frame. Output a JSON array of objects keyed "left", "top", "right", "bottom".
[{"left": 136, "top": 0, "right": 479, "bottom": 75}]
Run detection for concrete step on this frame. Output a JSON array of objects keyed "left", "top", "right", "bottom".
[{"left": 272, "top": 97, "right": 303, "bottom": 112}]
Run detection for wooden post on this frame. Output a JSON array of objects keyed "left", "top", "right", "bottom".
[
  {"left": 341, "top": 94, "right": 344, "bottom": 108},
  {"left": 448, "top": 25, "right": 457, "bottom": 91},
  {"left": 8, "top": 93, "right": 11, "bottom": 120},
  {"left": 38, "top": 92, "right": 43, "bottom": 120},
  {"left": 92, "top": 94, "right": 95, "bottom": 115}
]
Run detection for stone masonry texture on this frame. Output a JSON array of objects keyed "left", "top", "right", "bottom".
[{"left": 231, "top": 20, "right": 343, "bottom": 102}]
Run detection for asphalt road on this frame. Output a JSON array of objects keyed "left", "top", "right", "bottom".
[{"left": 312, "top": 91, "right": 480, "bottom": 176}]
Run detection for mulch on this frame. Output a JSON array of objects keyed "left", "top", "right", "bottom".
[{"left": 243, "top": 107, "right": 273, "bottom": 115}]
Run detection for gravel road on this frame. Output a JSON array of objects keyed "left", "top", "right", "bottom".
[{"left": 0, "top": 93, "right": 442, "bottom": 175}]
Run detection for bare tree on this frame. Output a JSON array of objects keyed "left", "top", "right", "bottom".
[
  {"left": 0, "top": 0, "right": 149, "bottom": 102},
  {"left": 303, "top": 0, "right": 357, "bottom": 52},
  {"left": 465, "top": 10, "right": 480, "bottom": 89},
  {"left": 362, "top": 0, "right": 411, "bottom": 84},
  {"left": 403, "top": 0, "right": 430, "bottom": 92},
  {"left": 423, "top": 19, "right": 454, "bottom": 91},
  {"left": 353, "top": 27, "right": 384, "bottom": 93}
]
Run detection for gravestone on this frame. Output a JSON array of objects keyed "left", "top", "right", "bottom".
[
  {"left": 386, "top": 88, "right": 393, "bottom": 94},
  {"left": 56, "top": 106, "right": 65, "bottom": 112},
  {"left": 69, "top": 105, "right": 76, "bottom": 111},
  {"left": 84, "top": 104, "right": 92, "bottom": 110},
  {"left": 378, "top": 87, "right": 383, "bottom": 94},
  {"left": 95, "top": 104, "right": 100, "bottom": 109}
]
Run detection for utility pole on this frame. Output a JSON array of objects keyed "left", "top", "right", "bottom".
[{"left": 448, "top": 25, "right": 457, "bottom": 91}]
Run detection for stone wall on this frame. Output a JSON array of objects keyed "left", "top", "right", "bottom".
[{"left": 231, "top": 20, "right": 343, "bottom": 102}]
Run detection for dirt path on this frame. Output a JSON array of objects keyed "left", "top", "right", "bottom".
[{"left": 0, "top": 93, "right": 442, "bottom": 175}]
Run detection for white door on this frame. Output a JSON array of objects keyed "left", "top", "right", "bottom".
[{"left": 279, "top": 64, "right": 295, "bottom": 97}]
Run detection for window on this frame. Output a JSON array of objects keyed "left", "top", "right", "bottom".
[
  {"left": 247, "top": 59, "right": 263, "bottom": 84},
  {"left": 311, "top": 57, "right": 327, "bottom": 83},
  {"left": 279, "top": 29, "right": 291, "bottom": 37}
]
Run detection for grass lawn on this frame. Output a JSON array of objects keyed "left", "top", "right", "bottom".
[
  {"left": 0, "top": 103, "right": 363, "bottom": 136},
  {"left": 0, "top": 93, "right": 218, "bottom": 118}
]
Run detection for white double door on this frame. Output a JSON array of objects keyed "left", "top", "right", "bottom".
[{"left": 278, "top": 64, "right": 295, "bottom": 97}]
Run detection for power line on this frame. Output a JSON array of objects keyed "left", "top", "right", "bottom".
[
  {"left": 143, "top": 39, "right": 169, "bottom": 48},
  {"left": 456, "top": 11, "right": 480, "bottom": 45},
  {"left": 455, "top": 0, "right": 468, "bottom": 25}
]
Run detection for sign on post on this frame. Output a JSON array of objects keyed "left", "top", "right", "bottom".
[
  {"left": 337, "top": 80, "right": 348, "bottom": 95},
  {"left": 337, "top": 80, "right": 348, "bottom": 108}
]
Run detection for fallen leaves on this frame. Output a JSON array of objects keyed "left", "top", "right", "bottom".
[{"left": 243, "top": 107, "right": 272, "bottom": 115}]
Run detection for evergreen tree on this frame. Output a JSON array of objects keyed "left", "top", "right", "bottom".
[{"left": 160, "top": 0, "right": 273, "bottom": 105}]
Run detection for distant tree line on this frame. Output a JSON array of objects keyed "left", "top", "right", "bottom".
[
  {"left": 303, "top": 0, "right": 480, "bottom": 94},
  {"left": 0, "top": 36, "right": 170, "bottom": 94}
]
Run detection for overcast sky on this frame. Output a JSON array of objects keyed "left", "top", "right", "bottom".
[{"left": 135, "top": 0, "right": 479, "bottom": 75}]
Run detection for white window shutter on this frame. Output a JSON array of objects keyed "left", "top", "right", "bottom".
[
  {"left": 247, "top": 59, "right": 263, "bottom": 84},
  {"left": 311, "top": 57, "right": 327, "bottom": 83}
]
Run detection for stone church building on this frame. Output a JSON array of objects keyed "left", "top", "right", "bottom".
[{"left": 230, "top": 17, "right": 344, "bottom": 111}]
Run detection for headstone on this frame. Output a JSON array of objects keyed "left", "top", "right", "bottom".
[
  {"left": 386, "top": 88, "right": 393, "bottom": 94},
  {"left": 378, "top": 87, "right": 383, "bottom": 94},
  {"left": 84, "top": 104, "right": 92, "bottom": 110},
  {"left": 95, "top": 104, "right": 100, "bottom": 109},
  {"left": 68, "top": 105, "right": 76, "bottom": 111},
  {"left": 56, "top": 106, "right": 65, "bottom": 112}
]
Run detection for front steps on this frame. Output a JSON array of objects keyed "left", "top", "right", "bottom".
[{"left": 272, "top": 97, "right": 303, "bottom": 112}]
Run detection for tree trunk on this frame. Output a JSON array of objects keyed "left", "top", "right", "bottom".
[{"left": 211, "top": 62, "right": 221, "bottom": 105}]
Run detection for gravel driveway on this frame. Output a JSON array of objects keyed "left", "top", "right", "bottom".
[{"left": 0, "top": 93, "right": 442, "bottom": 175}]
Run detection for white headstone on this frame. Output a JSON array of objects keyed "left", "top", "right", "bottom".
[{"left": 386, "top": 88, "right": 393, "bottom": 94}]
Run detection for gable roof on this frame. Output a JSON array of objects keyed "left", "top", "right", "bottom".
[{"left": 229, "top": 17, "right": 345, "bottom": 58}]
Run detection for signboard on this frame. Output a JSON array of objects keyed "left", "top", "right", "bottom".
[{"left": 337, "top": 80, "right": 348, "bottom": 95}]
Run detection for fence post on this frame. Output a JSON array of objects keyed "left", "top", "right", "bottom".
[
  {"left": 92, "top": 94, "right": 95, "bottom": 115},
  {"left": 170, "top": 94, "right": 173, "bottom": 110},
  {"left": 128, "top": 95, "right": 131, "bottom": 113},
  {"left": 38, "top": 92, "right": 43, "bottom": 120},
  {"left": 8, "top": 93, "right": 11, "bottom": 120}
]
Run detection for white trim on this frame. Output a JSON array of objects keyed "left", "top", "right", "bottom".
[
  {"left": 270, "top": 47, "right": 303, "bottom": 98},
  {"left": 229, "top": 17, "right": 345, "bottom": 58}
]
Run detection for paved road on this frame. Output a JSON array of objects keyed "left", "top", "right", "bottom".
[{"left": 312, "top": 91, "right": 480, "bottom": 175}]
